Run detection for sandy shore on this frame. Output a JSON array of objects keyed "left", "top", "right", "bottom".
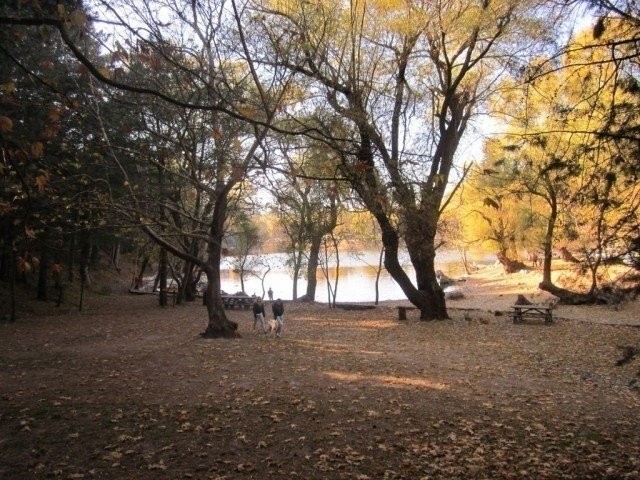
[{"left": 386, "top": 263, "right": 640, "bottom": 327}]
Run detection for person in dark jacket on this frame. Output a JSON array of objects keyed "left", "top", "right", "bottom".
[
  {"left": 272, "top": 298, "right": 285, "bottom": 337},
  {"left": 252, "top": 297, "right": 267, "bottom": 332}
]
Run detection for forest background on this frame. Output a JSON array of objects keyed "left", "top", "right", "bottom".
[{"left": 1, "top": 0, "right": 639, "bottom": 333}]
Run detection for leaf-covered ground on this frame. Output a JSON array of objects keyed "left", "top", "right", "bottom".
[{"left": 1, "top": 295, "right": 639, "bottom": 479}]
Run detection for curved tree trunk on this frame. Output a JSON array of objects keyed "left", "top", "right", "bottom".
[
  {"left": 301, "top": 235, "right": 322, "bottom": 302},
  {"left": 406, "top": 240, "right": 447, "bottom": 320},
  {"left": 538, "top": 280, "right": 598, "bottom": 305},
  {"left": 348, "top": 133, "right": 449, "bottom": 320},
  {"left": 201, "top": 268, "right": 238, "bottom": 338},
  {"left": 381, "top": 220, "right": 448, "bottom": 320},
  {"left": 201, "top": 196, "right": 239, "bottom": 339}
]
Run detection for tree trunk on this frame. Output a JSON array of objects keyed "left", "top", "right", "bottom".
[
  {"left": 90, "top": 242, "right": 100, "bottom": 269},
  {"left": 374, "top": 247, "right": 384, "bottom": 305},
  {"left": 329, "top": 234, "right": 340, "bottom": 308},
  {"left": 37, "top": 242, "right": 49, "bottom": 301},
  {"left": 112, "top": 241, "right": 121, "bottom": 272},
  {"left": 66, "top": 232, "right": 75, "bottom": 283},
  {"left": 343, "top": 119, "right": 453, "bottom": 320},
  {"left": 302, "top": 235, "right": 323, "bottom": 302},
  {"left": 239, "top": 265, "right": 246, "bottom": 294},
  {"left": 158, "top": 247, "right": 168, "bottom": 307},
  {"left": 291, "top": 246, "right": 303, "bottom": 300},
  {"left": 7, "top": 251, "right": 16, "bottom": 321},
  {"left": 539, "top": 280, "right": 596, "bottom": 305},
  {"left": 201, "top": 268, "right": 239, "bottom": 338},
  {"left": 79, "top": 235, "right": 92, "bottom": 287},
  {"left": 381, "top": 221, "right": 448, "bottom": 320},
  {"left": 201, "top": 195, "right": 239, "bottom": 339},
  {"left": 541, "top": 185, "right": 557, "bottom": 285},
  {"left": 135, "top": 255, "right": 149, "bottom": 289},
  {"left": 407, "top": 246, "right": 447, "bottom": 320},
  {"left": 181, "top": 261, "right": 197, "bottom": 302}
]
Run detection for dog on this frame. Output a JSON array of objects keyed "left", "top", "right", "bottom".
[{"left": 265, "top": 318, "right": 278, "bottom": 335}]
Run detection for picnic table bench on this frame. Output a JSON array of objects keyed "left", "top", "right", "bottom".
[
  {"left": 221, "top": 294, "right": 255, "bottom": 309},
  {"left": 511, "top": 304, "right": 553, "bottom": 324},
  {"left": 397, "top": 306, "right": 417, "bottom": 320},
  {"left": 159, "top": 287, "right": 178, "bottom": 307}
]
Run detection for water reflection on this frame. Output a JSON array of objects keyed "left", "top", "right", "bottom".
[{"left": 220, "top": 251, "right": 493, "bottom": 303}]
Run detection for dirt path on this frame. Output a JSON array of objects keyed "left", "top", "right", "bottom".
[{"left": 1, "top": 294, "right": 640, "bottom": 479}]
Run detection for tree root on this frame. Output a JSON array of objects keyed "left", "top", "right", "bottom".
[
  {"left": 539, "top": 280, "right": 640, "bottom": 306},
  {"left": 201, "top": 320, "right": 240, "bottom": 339}
]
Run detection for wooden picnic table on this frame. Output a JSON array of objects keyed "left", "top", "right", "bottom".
[
  {"left": 397, "top": 306, "right": 417, "bottom": 320},
  {"left": 159, "top": 287, "right": 178, "bottom": 307},
  {"left": 221, "top": 294, "right": 255, "bottom": 309},
  {"left": 511, "top": 304, "right": 553, "bottom": 324}
]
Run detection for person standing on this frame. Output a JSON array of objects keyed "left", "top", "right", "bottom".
[
  {"left": 267, "top": 287, "right": 273, "bottom": 301},
  {"left": 272, "top": 298, "right": 285, "bottom": 338},
  {"left": 252, "top": 297, "right": 267, "bottom": 332}
]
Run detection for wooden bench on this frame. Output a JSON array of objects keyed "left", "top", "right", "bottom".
[
  {"left": 221, "top": 294, "right": 254, "bottom": 309},
  {"left": 397, "top": 306, "right": 418, "bottom": 320},
  {"left": 160, "top": 287, "right": 177, "bottom": 307},
  {"left": 511, "top": 304, "right": 553, "bottom": 324}
]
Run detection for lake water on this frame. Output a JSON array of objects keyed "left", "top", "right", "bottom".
[{"left": 220, "top": 250, "right": 494, "bottom": 303}]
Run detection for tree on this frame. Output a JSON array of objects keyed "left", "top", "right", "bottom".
[
  {"left": 0, "top": 1, "right": 295, "bottom": 336},
  {"left": 478, "top": 20, "right": 640, "bottom": 302},
  {"left": 227, "top": 212, "right": 262, "bottom": 294},
  {"left": 266, "top": 136, "right": 341, "bottom": 302},
  {"left": 253, "top": 0, "right": 555, "bottom": 319},
  {"left": 1, "top": 0, "right": 125, "bottom": 315}
]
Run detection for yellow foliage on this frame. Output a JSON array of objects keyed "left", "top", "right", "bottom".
[
  {"left": 369, "top": 0, "right": 405, "bottom": 9},
  {"left": 0, "top": 82, "right": 16, "bottom": 94}
]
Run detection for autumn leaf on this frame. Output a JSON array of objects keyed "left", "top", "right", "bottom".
[
  {"left": 31, "top": 142, "right": 44, "bottom": 158},
  {"left": 25, "top": 227, "right": 37, "bottom": 239},
  {"left": 49, "top": 107, "right": 62, "bottom": 122},
  {"left": 17, "top": 256, "right": 32, "bottom": 273},
  {"left": 39, "top": 59, "right": 55, "bottom": 71},
  {"left": 0, "top": 115, "right": 13, "bottom": 132},
  {"left": 147, "top": 460, "right": 167, "bottom": 470},
  {"left": 40, "top": 125, "right": 60, "bottom": 139},
  {"left": 35, "top": 171, "right": 50, "bottom": 191}
]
